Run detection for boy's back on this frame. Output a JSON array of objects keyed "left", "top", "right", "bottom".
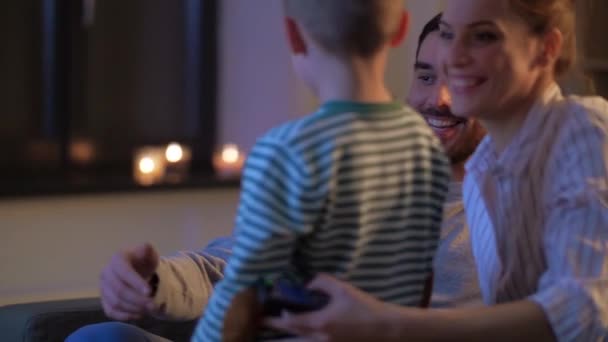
[
  {"left": 193, "top": 1, "right": 450, "bottom": 340},
  {"left": 262, "top": 101, "right": 448, "bottom": 304},
  {"left": 195, "top": 102, "right": 449, "bottom": 341}
]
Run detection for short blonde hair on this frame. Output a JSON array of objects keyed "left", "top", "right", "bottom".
[{"left": 283, "top": 0, "right": 404, "bottom": 57}]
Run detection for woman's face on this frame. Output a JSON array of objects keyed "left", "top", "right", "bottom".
[{"left": 438, "top": 0, "right": 548, "bottom": 120}]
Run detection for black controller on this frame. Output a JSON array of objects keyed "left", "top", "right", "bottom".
[{"left": 256, "top": 277, "right": 330, "bottom": 317}]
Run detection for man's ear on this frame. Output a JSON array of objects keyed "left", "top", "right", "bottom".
[
  {"left": 537, "top": 27, "right": 563, "bottom": 69},
  {"left": 285, "top": 17, "right": 307, "bottom": 55},
  {"left": 391, "top": 11, "right": 410, "bottom": 47}
]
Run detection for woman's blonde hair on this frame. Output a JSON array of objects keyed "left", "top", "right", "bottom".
[{"left": 508, "top": 0, "right": 576, "bottom": 76}]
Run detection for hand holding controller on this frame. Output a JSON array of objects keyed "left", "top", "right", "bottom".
[{"left": 256, "top": 277, "right": 330, "bottom": 317}]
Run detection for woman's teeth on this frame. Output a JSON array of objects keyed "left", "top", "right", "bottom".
[
  {"left": 450, "top": 78, "right": 479, "bottom": 87},
  {"left": 448, "top": 77, "right": 485, "bottom": 92}
]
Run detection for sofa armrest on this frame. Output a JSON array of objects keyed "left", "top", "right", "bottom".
[
  {"left": 0, "top": 298, "right": 197, "bottom": 342},
  {"left": 0, "top": 298, "right": 108, "bottom": 342}
]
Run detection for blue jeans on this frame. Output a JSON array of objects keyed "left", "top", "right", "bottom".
[{"left": 66, "top": 322, "right": 172, "bottom": 342}]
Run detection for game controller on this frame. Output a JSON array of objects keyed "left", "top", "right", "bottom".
[{"left": 256, "top": 277, "right": 330, "bottom": 317}]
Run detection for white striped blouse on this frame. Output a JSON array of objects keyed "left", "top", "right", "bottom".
[
  {"left": 464, "top": 83, "right": 608, "bottom": 341},
  {"left": 193, "top": 101, "right": 450, "bottom": 341}
]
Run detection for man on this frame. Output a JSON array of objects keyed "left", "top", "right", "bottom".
[
  {"left": 67, "top": 13, "right": 484, "bottom": 341},
  {"left": 407, "top": 13, "right": 485, "bottom": 307}
]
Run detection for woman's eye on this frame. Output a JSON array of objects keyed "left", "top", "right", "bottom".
[{"left": 475, "top": 31, "right": 498, "bottom": 42}]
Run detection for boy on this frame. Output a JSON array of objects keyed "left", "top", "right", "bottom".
[{"left": 193, "top": 1, "right": 450, "bottom": 340}]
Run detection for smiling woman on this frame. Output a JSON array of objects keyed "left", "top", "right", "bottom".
[{"left": 0, "top": 0, "right": 224, "bottom": 197}]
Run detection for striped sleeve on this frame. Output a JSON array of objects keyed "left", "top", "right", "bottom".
[
  {"left": 192, "top": 137, "right": 322, "bottom": 341},
  {"left": 530, "top": 102, "right": 608, "bottom": 341}
]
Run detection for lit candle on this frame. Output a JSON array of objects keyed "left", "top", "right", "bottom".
[
  {"left": 164, "top": 142, "right": 191, "bottom": 183},
  {"left": 133, "top": 147, "right": 166, "bottom": 186},
  {"left": 69, "top": 138, "right": 96, "bottom": 165},
  {"left": 165, "top": 142, "right": 184, "bottom": 163},
  {"left": 213, "top": 143, "right": 245, "bottom": 178}
]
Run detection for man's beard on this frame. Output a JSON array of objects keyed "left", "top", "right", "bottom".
[{"left": 420, "top": 106, "right": 485, "bottom": 165}]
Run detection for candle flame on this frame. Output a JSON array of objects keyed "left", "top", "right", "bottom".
[
  {"left": 139, "top": 157, "right": 156, "bottom": 174},
  {"left": 165, "top": 143, "right": 184, "bottom": 163},
  {"left": 221, "top": 145, "right": 240, "bottom": 164}
]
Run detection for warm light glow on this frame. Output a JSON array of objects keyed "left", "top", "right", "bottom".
[
  {"left": 70, "top": 140, "right": 95, "bottom": 164},
  {"left": 165, "top": 143, "right": 184, "bottom": 163},
  {"left": 221, "top": 144, "right": 240, "bottom": 164},
  {"left": 139, "top": 157, "right": 156, "bottom": 174}
]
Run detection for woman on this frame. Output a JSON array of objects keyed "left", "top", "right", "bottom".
[{"left": 268, "top": 0, "right": 608, "bottom": 340}]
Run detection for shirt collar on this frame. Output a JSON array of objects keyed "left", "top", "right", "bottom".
[
  {"left": 319, "top": 100, "right": 403, "bottom": 115},
  {"left": 466, "top": 83, "right": 563, "bottom": 177},
  {"left": 465, "top": 135, "right": 495, "bottom": 175}
]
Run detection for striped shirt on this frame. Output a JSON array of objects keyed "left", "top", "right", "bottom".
[
  {"left": 463, "top": 84, "right": 608, "bottom": 341},
  {"left": 193, "top": 101, "right": 450, "bottom": 341}
]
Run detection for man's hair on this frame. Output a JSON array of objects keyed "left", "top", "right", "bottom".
[
  {"left": 416, "top": 13, "right": 442, "bottom": 59},
  {"left": 283, "top": 0, "right": 404, "bottom": 58}
]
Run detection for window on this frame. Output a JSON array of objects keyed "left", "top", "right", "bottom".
[
  {"left": 0, "top": 0, "right": 224, "bottom": 197},
  {"left": 579, "top": 0, "right": 608, "bottom": 97}
]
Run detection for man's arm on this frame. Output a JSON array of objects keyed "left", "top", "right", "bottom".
[{"left": 149, "top": 236, "right": 234, "bottom": 321}]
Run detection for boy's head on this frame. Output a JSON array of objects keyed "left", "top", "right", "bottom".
[{"left": 283, "top": 0, "right": 407, "bottom": 58}]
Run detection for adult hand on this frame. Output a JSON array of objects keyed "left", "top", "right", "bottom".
[
  {"left": 265, "top": 274, "right": 393, "bottom": 342},
  {"left": 100, "top": 243, "right": 159, "bottom": 320}
]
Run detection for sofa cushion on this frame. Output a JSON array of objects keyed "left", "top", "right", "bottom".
[{"left": 0, "top": 298, "right": 106, "bottom": 342}]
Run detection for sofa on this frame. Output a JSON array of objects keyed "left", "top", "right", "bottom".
[{"left": 0, "top": 298, "right": 197, "bottom": 342}]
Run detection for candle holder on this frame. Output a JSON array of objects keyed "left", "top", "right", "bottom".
[{"left": 212, "top": 143, "right": 245, "bottom": 179}]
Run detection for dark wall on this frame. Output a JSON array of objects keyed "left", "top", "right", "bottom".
[
  {"left": 0, "top": 1, "right": 41, "bottom": 154},
  {"left": 83, "top": 0, "right": 186, "bottom": 154}
]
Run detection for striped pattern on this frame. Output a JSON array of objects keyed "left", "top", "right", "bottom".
[
  {"left": 464, "top": 84, "right": 608, "bottom": 341},
  {"left": 193, "top": 102, "right": 450, "bottom": 341}
]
